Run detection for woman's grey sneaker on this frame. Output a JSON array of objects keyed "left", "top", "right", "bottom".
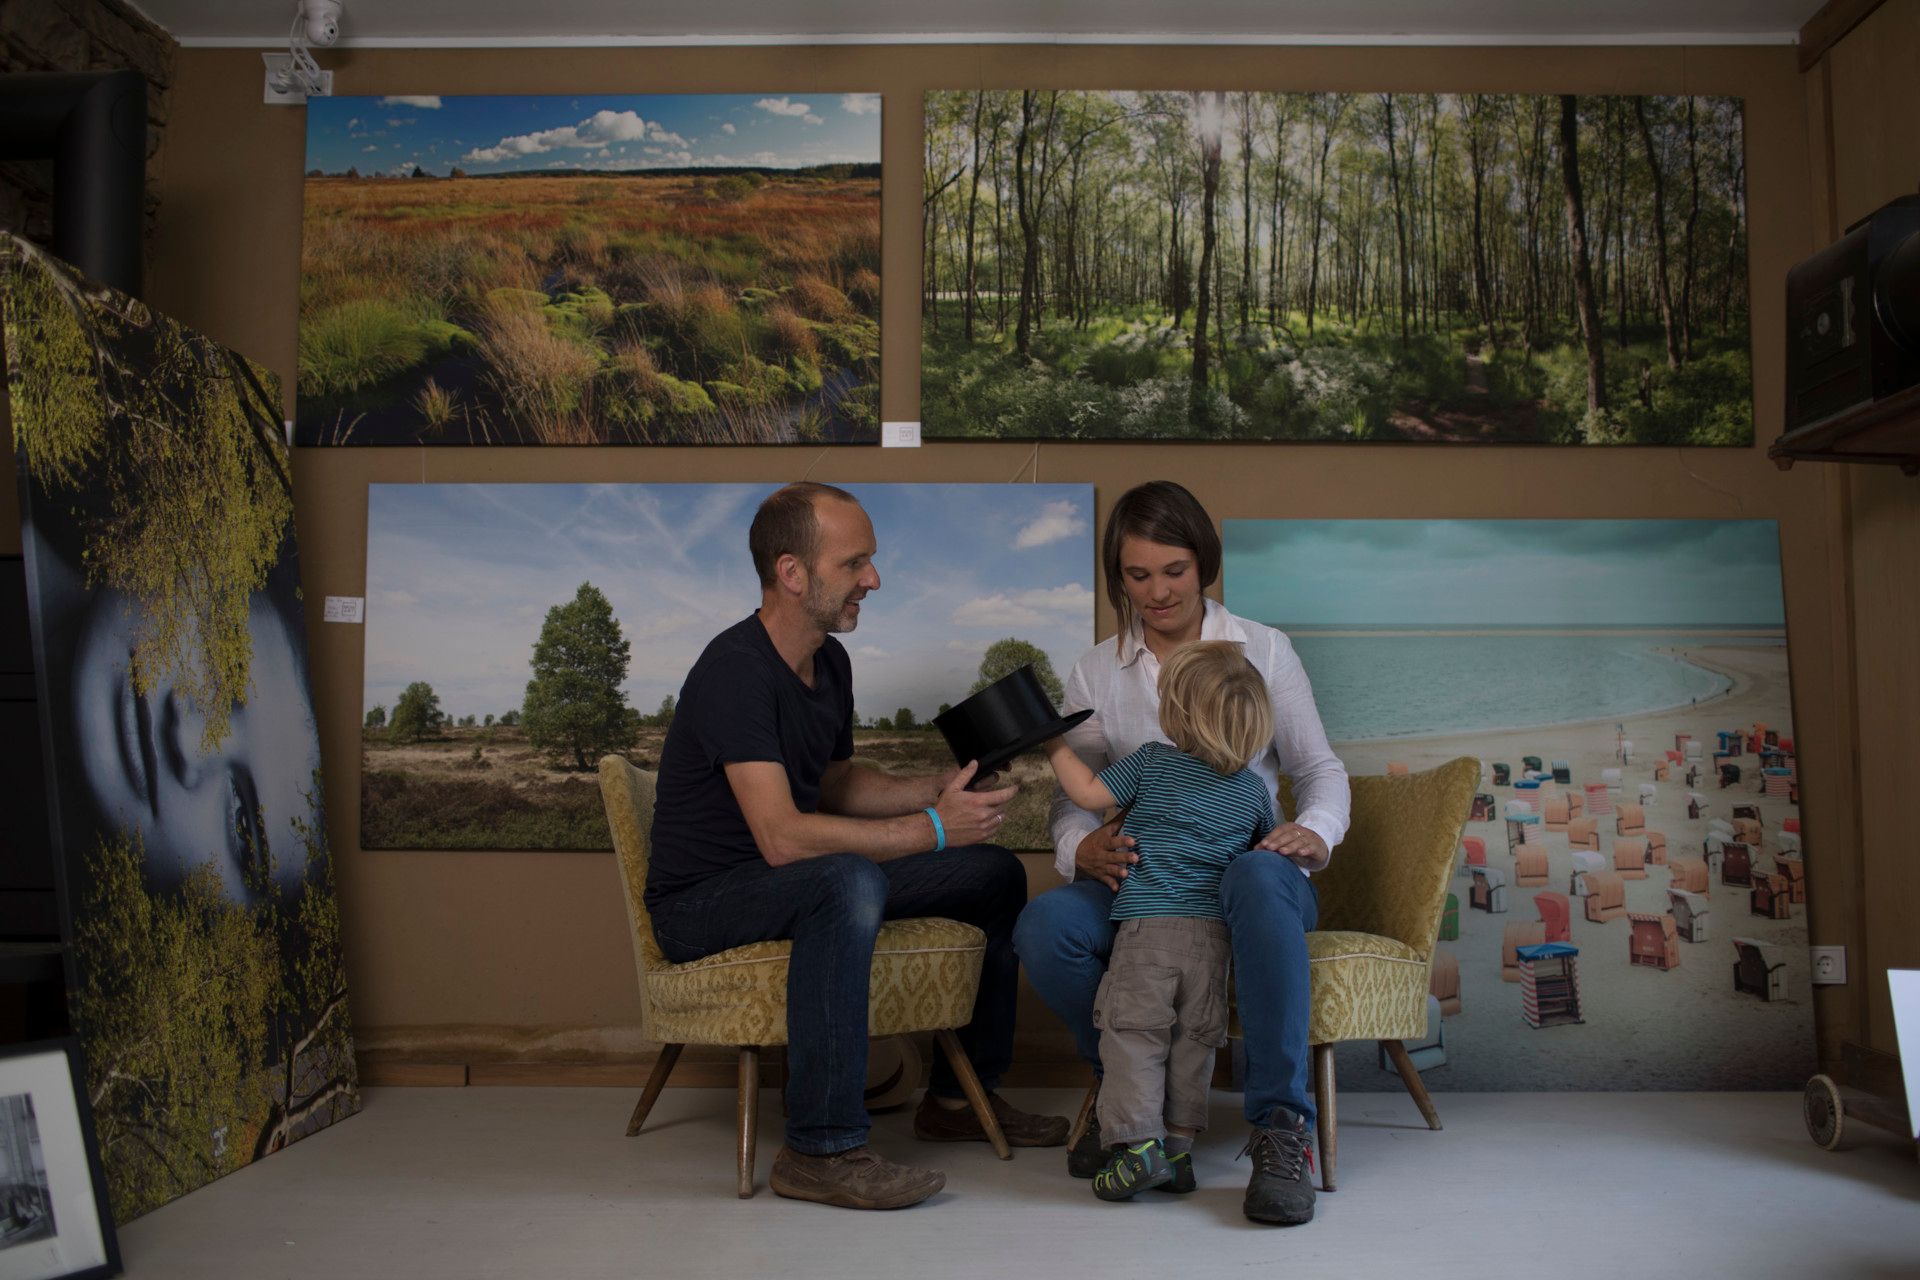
[
  {"left": 1092, "top": 1139, "right": 1174, "bottom": 1201},
  {"left": 1066, "top": 1111, "right": 1104, "bottom": 1178},
  {"left": 1239, "top": 1107, "right": 1316, "bottom": 1225},
  {"left": 1153, "top": 1149, "right": 1196, "bottom": 1194},
  {"left": 768, "top": 1145, "right": 945, "bottom": 1210}
]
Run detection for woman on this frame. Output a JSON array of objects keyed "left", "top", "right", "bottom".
[{"left": 1012, "top": 480, "right": 1349, "bottom": 1228}]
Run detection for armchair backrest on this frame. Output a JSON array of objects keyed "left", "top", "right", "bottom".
[
  {"left": 598, "top": 755, "right": 667, "bottom": 983},
  {"left": 1280, "top": 756, "right": 1480, "bottom": 960}
]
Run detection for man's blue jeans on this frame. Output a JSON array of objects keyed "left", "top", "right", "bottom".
[
  {"left": 1012, "top": 851, "right": 1320, "bottom": 1127},
  {"left": 650, "top": 846, "right": 1026, "bottom": 1156}
]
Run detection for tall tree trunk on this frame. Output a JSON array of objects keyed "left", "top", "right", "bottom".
[
  {"left": 1466, "top": 96, "right": 1497, "bottom": 353},
  {"left": 1305, "top": 108, "right": 1337, "bottom": 336},
  {"left": 1192, "top": 92, "right": 1224, "bottom": 389},
  {"left": 1679, "top": 96, "right": 1701, "bottom": 360},
  {"left": 1718, "top": 105, "right": 1745, "bottom": 334},
  {"left": 1634, "top": 97, "right": 1681, "bottom": 370},
  {"left": 1381, "top": 94, "right": 1411, "bottom": 348},
  {"left": 1560, "top": 95, "right": 1607, "bottom": 415},
  {"left": 961, "top": 92, "right": 987, "bottom": 342},
  {"left": 1238, "top": 93, "right": 1255, "bottom": 331}
]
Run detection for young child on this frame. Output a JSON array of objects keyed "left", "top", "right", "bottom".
[{"left": 1043, "top": 640, "right": 1275, "bottom": 1200}]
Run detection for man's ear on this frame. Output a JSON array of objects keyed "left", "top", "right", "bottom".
[{"left": 774, "top": 552, "right": 808, "bottom": 597}]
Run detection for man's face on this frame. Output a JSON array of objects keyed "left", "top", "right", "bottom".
[{"left": 802, "top": 498, "right": 881, "bottom": 634}]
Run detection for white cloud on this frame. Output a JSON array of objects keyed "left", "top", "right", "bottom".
[
  {"left": 721, "top": 122, "right": 736, "bottom": 135},
  {"left": 841, "top": 94, "right": 880, "bottom": 116},
  {"left": 380, "top": 95, "right": 443, "bottom": 109},
  {"left": 802, "top": 113, "right": 824, "bottom": 126},
  {"left": 346, "top": 116, "right": 360, "bottom": 130},
  {"left": 362, "top": 144, "right": 379, "bottom": 153},
  {"left": 648, "top": 126, "right": 688, "bottom": 146},
  {"left": 950, "top": 583, "right": 1096, "bottom": 629},
  {"left": 378, "top": 589, "right": 419, "bottom": 608},
  {"left": 754, "top": 97, "right": 811, "bottom": 118},
  {"left": 1013, "top": 499, "right": 1089, "bottom": 550},
  {"left": 462, "top": 109, "right": 654, "bottom": 165},
  {"left": 386, "top": 118, "right": 414, "bottom": 128},
  {"left": 854, "top": 645, "right": 888, "bottom": 659}
]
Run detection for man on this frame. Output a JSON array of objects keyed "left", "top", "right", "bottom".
[{"left": 646, "top": 482, "right": 1068, "bottom": 1210}]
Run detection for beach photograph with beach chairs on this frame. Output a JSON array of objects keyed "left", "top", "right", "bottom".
[{"left": 1224, "top": 519, "right": 1812, "bottom": 1090}]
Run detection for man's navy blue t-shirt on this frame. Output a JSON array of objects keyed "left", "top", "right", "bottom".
[{"left": 645, "top": 613, "right": 854, "bottom": 912}]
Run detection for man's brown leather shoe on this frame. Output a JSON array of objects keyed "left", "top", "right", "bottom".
[
  {"left": 768, "top": 1145, "right": 945, "bottom": 1210},
  {"left": 912, "top": 1092, "right": 1070, "bottom": 1147}
]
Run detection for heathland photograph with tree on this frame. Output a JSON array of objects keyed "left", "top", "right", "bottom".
[
  {"left": 922, "top": 91, "right": 1749, "bottom": 444},
  {"left": 360, "top": 482, "right": 1094, "bottom": 851},
  {"left": 299, "top": 93, "right": 881, "bottom": 446}
]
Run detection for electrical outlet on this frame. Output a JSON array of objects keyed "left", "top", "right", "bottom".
[
  {"left": 1810, "top": 945, "right": 1847, "bottom": 985},
  {"left": 261, "top": 53, "right": 332, "bottom": 105}
]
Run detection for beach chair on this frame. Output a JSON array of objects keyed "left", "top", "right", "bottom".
[
  {"left": 1517, "top": 943, "right": 1584, "bottom": 1028},
  {"left": 1627, "top": 912, "right": 1681, "bottom": 970},
  {"left": 1667, "top": 889, "right": 1711, "bottom": 942},
  {"left": 1543, "top": 792, "right": 1572, "bottom": 831},
  {"left": 1470, "top": 793, "right": 1496, "bottom": 822},
  {"left": 1534, "top": 892, "right": 1572, "bottom": 944},
  {"left": 1379, "top": 996, "right": 1447, "bottom": 1075},
  {"left": 1461, "top": 836, "right": 1488, "bottom": 872},
  {"left": 1775, "top": 858, "right": 1806, "bottom": 905},
  {"left": 1602, "top": 767, "right": 1623, "bottom": 795},
  {"left": 1763, "top": 769, "right": 1792, "bottom": 798},
  {"left": 1522, "top": 755, "right": 1544, "bottom": 775},
  {"left": 1732, "top": 803, "right": 1761, "bottom": 823},
  {"left": 1429, "top": 949, "right": 1461, "bottom": 1016},
  {"left": 1669, "top": 857, "right": 1710, "bottom": 895},
  {"left": 1505, "top": 811, "right": 1541, "bottom": 854},
  {"left": 1734, "top": 817, "right": 1763, "bottom": 847},
  {"left": 1438, "top": 892, "right": 1460, "bottom": 941},
  {"left": 1636, "top": 781, "right": 1656, "bottom": 808},
  {"left": 1502, "top": 921, "right": 1548, "bottom": 982},
  {"left": 1387, "top": 762, "right": 1410, "bottom": 776},
  {"left": 1584, "top": 783, "right": 1613, "bottom": 817},
  {"left": 1675, "top": 733, "right": 1693, "bottom": 754},
  {"left": 1584, "top": 872, "right": 1628, "bottom": 923},
  {"left": 1470, "top": 865, "right": 1509, "bottom": 914},
  {"left": 1492, "top": 763, "right": 1511, "bottom": 786},
  {"left": 1777, "top": 830, "right": 1802, "bottom": 856},
  {"left": 1566, "top": 817, "right": 1600, "bottom": 851},
  {"left": 1551, "top": 760, "right": 1571, "bottom": 784},
  {"left": 1643, "top": 830, "right": 1667, "bottom": 865},
  {"left": 1782, "top": 817, "right": 1801, "bottom": 834},
  {"left": 1653, "top": 763, "right": 1670, "bottom": 783},
  {"left": 1685, "top": 765, "right": 1701, "bottom": 789},
  {"left": 1516, "top": 846, "right": 1550, "bottom": 887},
  {"left": 1732, "top": 938, "right": 1788, "bottom": 1001},
  {"left": 1708, "top": 818, "right": 1735, "bottom": 842},
  {"left": 1721, "top": 842, "right": 1754, "bottom": 887},
  {"left": 1569, "top": 850, "right": 1608, "bottom": 896},
  {"left": 1687, "top": 792, "right": 1709, "bottom": 820},
  {"left": 1613, "top": 837, "right": 1649, "bottom": 880},
  {"left": 1751, "top": 873, "right": 1792, "bottom": 920},
  {"left": 1566, "top": 790, "right": 1583, "bottom": 819},
  {"left": 1719, "top": 763, "right": 1742, "bottom": 788},
  {"left": 1615, "top": 804, "right": 1646, "bottom": 837}
]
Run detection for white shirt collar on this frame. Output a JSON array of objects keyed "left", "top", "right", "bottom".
[{"left": 1117, "top": 597, "right": 1249, "bottom": 669}]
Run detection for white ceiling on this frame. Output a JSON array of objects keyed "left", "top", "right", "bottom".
[{"left": 135, "top": 0, "right": 1815, "bottom": 47}]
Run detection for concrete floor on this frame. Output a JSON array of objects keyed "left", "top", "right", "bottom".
[{"left": 118, "top": 1087, "right": 1919, "bottom": 1280}]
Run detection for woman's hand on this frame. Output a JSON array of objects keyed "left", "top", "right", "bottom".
[
  {"left": 1257, "top": 822, "right": 1330, "bottom": 872},
  {"left": 1075, "top": 816, "right": 1138, "bottom": 890}
]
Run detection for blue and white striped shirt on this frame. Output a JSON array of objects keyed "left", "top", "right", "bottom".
[{"left": 1098, "top": 742, "right": 1275, "bottom": 921}]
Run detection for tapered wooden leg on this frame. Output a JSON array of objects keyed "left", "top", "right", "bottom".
[
  {"left": 737, "top": 1046, "right": 760, "bottom": 1199},
  {"left": 1383, "top": 1039, "right": 1443, "bottom": 1131},
  {"left": 1066, "top": 1079, "right": 1099, "bottom": 1151},
  {"left": 626, "top": 1043, "right": 684, "bottom": 1136},
  {"left": 935, "top": 1028, "right": 1011, "bottom": 1160},
  {"left": 1312, "top": 1042, "right": 1337, "bottom": 1192}
]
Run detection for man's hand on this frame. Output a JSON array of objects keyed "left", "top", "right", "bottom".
[
  {"left": 1256, "top": 822, "right": 1330, "bottom": 872},
  {"left": 1074, "top": 816, "right": 1138, "bottom": 891},
  {"left": 932, "top": 761, "right": 1018, "bottom": 848}
]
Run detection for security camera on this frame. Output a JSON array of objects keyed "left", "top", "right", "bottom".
[{"left": 303, "top": 0, "right": 342, "bottom": 46}]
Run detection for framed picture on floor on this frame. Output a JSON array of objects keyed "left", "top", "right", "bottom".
[{"left": 0, "top": 1039, "right": 119, "bottom": 1280}]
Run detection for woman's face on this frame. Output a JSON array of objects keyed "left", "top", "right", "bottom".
[
  {"left": 1118, "top": 535, "right": 1205, "bottom": 643},
  {"left": 67, "top": 584, "right": 321, "bottom": 905}
]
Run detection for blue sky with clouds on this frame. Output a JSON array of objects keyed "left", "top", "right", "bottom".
[
  {"left": 1224, "top": 520, "right": 1785, "bottom": 627},
  {"left": 307, "top": 93, "right": 880, "bottom": 178},
  {"left": 364, "top": 484, "right": 1094, "bottom": 723}
]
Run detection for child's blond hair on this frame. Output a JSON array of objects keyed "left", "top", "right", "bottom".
[{"left": 1156, "top": 640, "right": 1273, "bottom": 776}]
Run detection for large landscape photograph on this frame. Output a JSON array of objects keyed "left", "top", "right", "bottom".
[
  {"left": 1225, "top": 519, "right": 1809, "bottom": 1091},
  {"left": 923, "top": 92, "right": 1749, "bottom": 444},
  {"left": 361, "top": 483, "right": 1095, "bottom": 850},
  {"left": 299, "top": 93, "right": 882, "bottom": 445}
]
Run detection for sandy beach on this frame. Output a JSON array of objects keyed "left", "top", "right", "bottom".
[{"left": 1327, "top": 641, "right": 1814, "bottom": 1091}]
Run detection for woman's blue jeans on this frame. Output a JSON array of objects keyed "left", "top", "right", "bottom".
[{"left": 1013, "top": 850, "right": 1320, "bottom": 1127}]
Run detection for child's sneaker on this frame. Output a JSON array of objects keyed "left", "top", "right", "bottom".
[
  {"left": 1153, "top": 1149, "right": 1196, "bottom": 1194},
  {"left": 1092, "top": 1140, "right": 1174, "bottom": 1201}
]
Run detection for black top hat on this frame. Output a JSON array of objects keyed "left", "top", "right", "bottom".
[{"left": 933, "top": 665, "right": 1094, "bottom": 780}]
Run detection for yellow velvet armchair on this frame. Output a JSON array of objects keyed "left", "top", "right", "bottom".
[{"left": 597, "top": 756, "right": 1011, "bottom": 1198}]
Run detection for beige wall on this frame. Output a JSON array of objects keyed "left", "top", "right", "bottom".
[{"left": 15, "top": 40, "right": 1883, "bottom": 1078}]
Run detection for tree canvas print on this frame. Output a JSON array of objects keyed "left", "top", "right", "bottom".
[
  {"left": 2, "top": 235, "right": 360, "bottom": 1221},
  {"left": 360, "top": 483, "right": 1095, "bottom": 851},
  {"left": 923, "top": 92, "right": 1749, "bottom": 445},
  {"left": 299, "top": 93, "right": 882, "bottom": 445},
  {"left": 1224, "top": 519, "right": 1811, "bottom": 1090}
]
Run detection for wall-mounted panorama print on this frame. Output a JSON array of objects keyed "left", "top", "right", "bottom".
[
  {"left": 299, "top": 93, "right": 882, "bottom": 445},
  {"left": 360, "top": 483, "right": 1095, "bottom": 851},
  {"left": 1224, "top": 519, "right": 1809, "bottom": 1091},
  {"left": 924, "top": 92, "right": 1749, "bottom": 445},
  {"left": 2, "top": 235, "right": 360, "bottom": 1221}
]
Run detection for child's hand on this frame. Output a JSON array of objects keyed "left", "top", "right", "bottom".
[{"left": 1257, "top": 823, "right": 1330, "bottom": 872}]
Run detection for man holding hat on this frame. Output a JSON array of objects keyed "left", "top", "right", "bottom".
[{"left": 645, "top": 482, "right": 1070, "bottom": 1210}]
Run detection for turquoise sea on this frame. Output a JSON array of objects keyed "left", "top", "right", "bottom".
[{"left": 1282, "top": 627, "right": 1784, "bottom": 742}]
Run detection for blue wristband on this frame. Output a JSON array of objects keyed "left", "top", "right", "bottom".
[{"left": 924, "top": 807, "right": 946, "bottom": 852}]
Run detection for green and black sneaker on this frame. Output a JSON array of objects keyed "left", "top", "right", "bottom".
[
  {"left": 1153, "top": 1150, "right": 1196, "bottom": 1194},
  {"left": 1092, "top": 1140, "right": 1174, "bottom": 1201}
]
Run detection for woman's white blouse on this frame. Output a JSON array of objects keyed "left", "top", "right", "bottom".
[{"left": 1046, "top": 598, "right": 1352, "bottom": 881}]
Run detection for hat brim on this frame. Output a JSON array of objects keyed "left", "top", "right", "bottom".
[{"left": 964, "top": 708, "right": 1095, "bottom": 782}]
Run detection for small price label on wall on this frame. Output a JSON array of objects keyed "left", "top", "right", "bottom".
[
  {"left": 881, "top": 420, "right": 921, "bottom": 448},
  {"left": 322, "top": 596, "right": 365, "bottom": 624}
]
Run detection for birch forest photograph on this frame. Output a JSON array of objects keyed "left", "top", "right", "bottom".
[{"left": 922, "top": 92, "right": 1750, "bottom": 445}]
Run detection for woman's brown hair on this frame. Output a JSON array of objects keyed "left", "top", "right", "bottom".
[{"left": 1101, "top": 481, "right": 1222, "bottom": 634}]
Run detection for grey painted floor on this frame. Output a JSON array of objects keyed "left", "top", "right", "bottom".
[{"left": 119, "top": 1087, "right": 1920, "bottom": 1280}]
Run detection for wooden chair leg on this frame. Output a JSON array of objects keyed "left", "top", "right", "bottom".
[
  {"left": 1382, "top": 1039, "right": 1443, "bottom": 1131},
  {"left": 1312, "top": 1042, "right": 1337, "bottom": 1192},
  {"left": 934, "top": 1028, "right": 1011, "bottom": 1160},
  {"left": 1066, "top": 1078, "right": 1099, "bottom": 1152},
  {"left": 737, "top": 1046, "right": 760, "bottom": 1199},
  {"left": 627, "top": 1043, "right": 683, "bottom": 1137}
]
